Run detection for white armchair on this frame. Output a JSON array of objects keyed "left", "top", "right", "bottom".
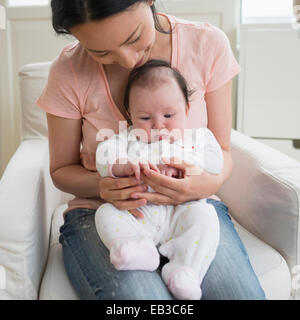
[{"left": 0, "top": 61, "right": 299, "bottom": 300}]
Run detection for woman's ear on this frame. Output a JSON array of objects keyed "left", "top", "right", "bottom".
[{"left": 147, "top": 0, "right": 154, "bottom": 6}]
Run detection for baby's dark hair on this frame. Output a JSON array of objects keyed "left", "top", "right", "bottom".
[
  {"left": 123, "top": 59, "right": 195, "bottom": 125},
  {"left": 51, "top": 0, "right": 170, "bottom": 36}
]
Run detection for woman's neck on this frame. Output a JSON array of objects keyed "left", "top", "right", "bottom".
[{"left": 149, "top": 14, "right": 172, "bottom": 61}]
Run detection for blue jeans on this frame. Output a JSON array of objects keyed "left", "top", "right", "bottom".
[{"left": 59, "top": 199, "right": 266, "bottom": 300}]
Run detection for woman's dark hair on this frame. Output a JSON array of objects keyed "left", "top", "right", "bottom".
[
  {"left": 51, "top": 0, "right": 169, "bottom": 35},
  {"left": 123, "top": 59, "right": 195, "bottom": 125}
]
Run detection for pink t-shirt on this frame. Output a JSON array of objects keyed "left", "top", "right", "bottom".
[{"left": 36, "top": 13, "right": 241, "bottom": 215}]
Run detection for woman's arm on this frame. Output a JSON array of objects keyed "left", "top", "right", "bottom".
[
  {"left": 205, "top": 80, "right": 233, "bottom": 186},
  {"left": 47, "top": 113, "right": 101, "bottom": 198}
]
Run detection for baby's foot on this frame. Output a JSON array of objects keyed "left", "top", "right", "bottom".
[
  {"left": 162, "top": 265, "right": 202, "bottom": 300},
  {"left": 110, "top": 240, "right": 160, "bottom": 271}
]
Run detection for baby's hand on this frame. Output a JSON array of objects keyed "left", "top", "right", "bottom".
[
  {"left": 111, "top": 159, "right": 140, "bottom": 180},
  {"left": 139, "top": 160, "right": 160, "bottom": 177},
  {"left": 127, "top": 160, "right": 163, "bottom": 180},
  {"left": 112, "top": 159, "right": 160, "bottom": 181},
  {"left": 157, "top": 164, "right": 182, "bottom": 178},
  {"left": 113, "top": 160, "right": 184, "bottom": 180}
]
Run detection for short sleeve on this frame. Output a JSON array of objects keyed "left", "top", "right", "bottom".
[
  {"left": 205, "top": 25, "right": 241, "bottom": 93},
  {"left": 36, "top": 51, "right": 82, "bottom": 119}
]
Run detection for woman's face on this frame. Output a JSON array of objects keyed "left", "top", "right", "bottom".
[{"left": 70, "top": 2, "right": 156, "bottom": 69}]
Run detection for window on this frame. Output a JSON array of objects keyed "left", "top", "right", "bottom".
[
  {"left": 7, "top": 0, "right": 48, "bottom": 6},
  {"left": 242, "top": 0, "right": 294, "bottom": 23}
]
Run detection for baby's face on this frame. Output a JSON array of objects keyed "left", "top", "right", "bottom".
[{"left": 129, "top": 78, "right": 188, "bottom": 143}]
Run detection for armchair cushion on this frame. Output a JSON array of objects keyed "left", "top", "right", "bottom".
[
  {"left": 218, "top": 130, "right": 300, "bottom": 268},
  {"left": 39, "top": 204, "right": 78, "bottom": 300},
  {"left": 218, "top": 129, "right": 300, "bottom": 299},
  {"left": 0, "top": 140, "right": 52, "bottom": 299},
  {"left": 0, "top": 140, "right": 72, "bottom": 299},
  {"left": 19, "top": 62, "right": 51, "bottom": 140}
]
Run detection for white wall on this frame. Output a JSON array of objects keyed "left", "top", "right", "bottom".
[
  {"left": 237, "top": 22, "right": 300, "bottom": 161},
  {"left": 0, "top": 3, "right": 73, "bottom": 176}
]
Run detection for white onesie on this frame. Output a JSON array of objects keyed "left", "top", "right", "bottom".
[{"left": 95, "top": 126, "right": 223, "bottom": 300}]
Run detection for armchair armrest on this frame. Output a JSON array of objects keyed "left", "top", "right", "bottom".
[
  {"left": 0, "top": 139, "right": 70, "bottom": 299},
  {"left": 217, "top": 130, "right": 300, "bottom": 272}
]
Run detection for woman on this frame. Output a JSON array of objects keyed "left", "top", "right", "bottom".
[{"left": 37, "top": 0, "right": 266, "bottom": 300}]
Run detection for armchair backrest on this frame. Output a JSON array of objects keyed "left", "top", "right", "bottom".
[{"left": 18, "top": 61, "right": 52, "bottom": 140}]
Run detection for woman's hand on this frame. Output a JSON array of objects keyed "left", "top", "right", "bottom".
[
  {"left": 130, "top": 157, "right": 223, "bottom": 205},
  {"left": 98, "top": 175, "right": 148, "bottom": 219}
]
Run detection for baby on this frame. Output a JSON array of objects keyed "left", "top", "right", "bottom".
[{"left": 95, "top": 60, "right": 223, "bottom": 300}]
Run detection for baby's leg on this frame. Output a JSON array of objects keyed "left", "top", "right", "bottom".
[
  {"left": 95, "top": 203, "right": 159, "bottom": 271},
  {"left": 159, "top": 200, "right": 220, "bottom": 300}
]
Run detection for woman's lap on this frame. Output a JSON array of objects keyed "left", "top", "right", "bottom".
[
  {"left": 59, "top": 201, "right": 266, "bottom": 300},
  {"left": 59, "top": 208, "right": 173, "bottom": 300}
]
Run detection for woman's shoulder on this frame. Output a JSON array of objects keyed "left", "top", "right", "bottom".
[
  {"left": 50, "top": 40, "right": 97, "bottom": 77},
  {"left": 167, "top": 14, "right": 229, "bottom": 49},
  {"left": 51, "top": 40, "right": 80, "bottom": 66}
]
